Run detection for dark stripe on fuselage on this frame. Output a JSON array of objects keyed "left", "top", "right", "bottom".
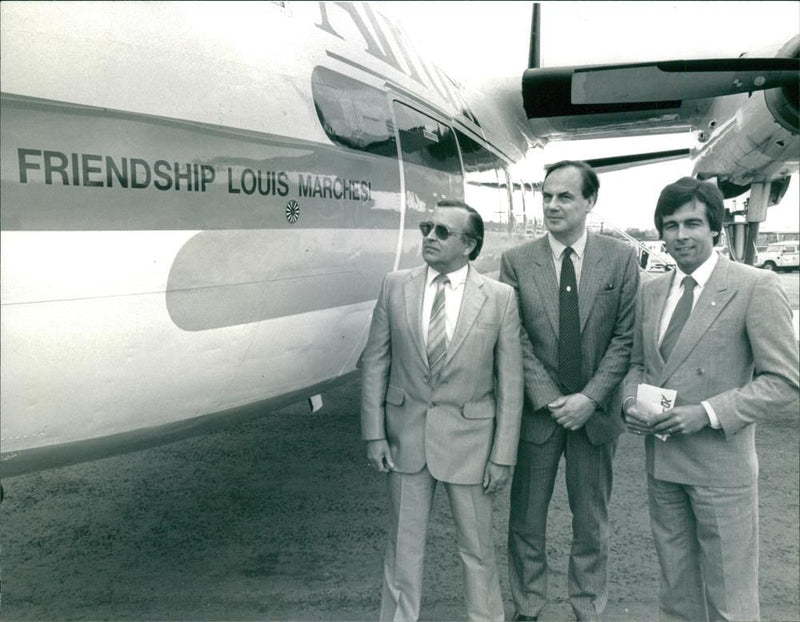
[{"left": 1, "top": 94, "right": 402, "bottom": 231}]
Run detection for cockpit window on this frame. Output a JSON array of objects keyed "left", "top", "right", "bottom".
[
  {"left": 312, "top": 66, "right": 397, "bottom": 158},
  {"left": 455, "top": 130, "right": 511, "bottom": 231},
  {"left": 392, "top": 102, "right": 461, "bottom": 175},
  {"left": 392, "top": 101, "right": 462, "bottom": 213}
]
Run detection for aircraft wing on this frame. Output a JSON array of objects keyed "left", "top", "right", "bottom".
[
  {"left": 523, "top": 55, "right": 800, "bottom": 141},
  {"left": 578, "top": 148, "right": 692, "bottom": 174}
]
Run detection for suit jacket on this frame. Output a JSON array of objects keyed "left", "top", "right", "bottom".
[
  {"left": 623, "top": 255, "right": 799, "bottom": 486},
  {"left": 500, "top": 232, "right": 639, "bottom": 445},
  {"left": 360, "top": 264, "right": 523, "bottom": 485}
]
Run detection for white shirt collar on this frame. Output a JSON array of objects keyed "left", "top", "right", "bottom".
[
  {"left": 426, "top": 263, "right": 469, "bottom": 288},
  {"left": 548, "top": 230, "right": 588, "bottom": 260},
  {"left": 673, "top": 250, "right": 718, "bottom": 289}
]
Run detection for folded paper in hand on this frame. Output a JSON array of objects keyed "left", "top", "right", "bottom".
[{"left": 636, "top": 383, "right": 676, "bottom": 442}]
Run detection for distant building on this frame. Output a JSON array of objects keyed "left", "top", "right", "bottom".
[{"left": 757, "top": 231, "right": 799, "bottom": 249}]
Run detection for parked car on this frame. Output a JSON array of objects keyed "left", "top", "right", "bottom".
[{"left": 756, "top": 241, "right": 800, "bottom": 271}]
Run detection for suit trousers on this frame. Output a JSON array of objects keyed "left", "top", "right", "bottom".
[
  {"left": 380, "top": 466, "right": 504, "bottom": 622},
  {"left": 647, "top": 475, "right": 759, "bottom": 622},
  {"left": 509, "top": 426, "right": 617, "bottom": 621}
]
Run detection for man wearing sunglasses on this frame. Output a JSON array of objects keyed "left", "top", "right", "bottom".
[
  {"left": 361, "top": 200, "right": 523, "bottom": 621},
  {"left": 501, "top": 161, "right": 639, "bottom": 622}
]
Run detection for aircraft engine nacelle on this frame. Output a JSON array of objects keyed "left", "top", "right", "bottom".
[
  {"left": 765, "top": 35, "right": 800, "bottom": 134},
  {"left": 693, "top": 35, "right": 800, "bottom": 190},
  {"left": 691, "top": 88, "right": 799, "bottom": 188},
  {"left": 521, "top": 35, "right": 800, "bottom": 148}
]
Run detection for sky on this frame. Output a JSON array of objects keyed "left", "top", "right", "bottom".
[{"left": 379, "top": 1, "right": 800, "bottom": 233}]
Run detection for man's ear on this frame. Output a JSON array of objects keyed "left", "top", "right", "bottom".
[{"left": 462, "top": 237, "right": 477, "bottom": 257}]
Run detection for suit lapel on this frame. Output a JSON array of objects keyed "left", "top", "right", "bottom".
[
  {"left": 650, "top": 274, "right": 673, "bottom": 366},
  {"left": 578, "top": 233, "right": 605, "bottom": 331},
  {"left": 529, "top": 238, "right": 560, "bottom": 335},
  {"left": 658, "top": 258, "right": 736, "bottom": 384},
  {"left": 446, "top": 266, "right": 487, "bottom": 363},
  {"left": 404, "top": 266, "right": 428, "bottom": 366}
]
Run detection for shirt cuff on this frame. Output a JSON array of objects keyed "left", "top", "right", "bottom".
[{"left": 701, "top": 400, "right": 721, "bottom": 429}]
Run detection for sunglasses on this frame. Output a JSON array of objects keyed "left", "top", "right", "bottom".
[{"left": 419, "top": 220, "right": 474, "bottom": 241}]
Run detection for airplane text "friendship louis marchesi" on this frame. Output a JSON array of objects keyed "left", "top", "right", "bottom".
[{"left": 16, "top": 149, "right": 372, "bottom": 202}]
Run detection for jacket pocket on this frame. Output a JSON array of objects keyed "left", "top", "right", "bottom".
[
  {"left": 462, "top": 398, "right": 495, "bottom": 419},
  {"left": 385, "top": 385, "right": 405, "bottom": 406}
]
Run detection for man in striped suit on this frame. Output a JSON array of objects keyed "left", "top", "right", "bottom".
[
  {"left": 361, "top": 200, "right": 523, "bottom": 621},
  {"left": 501, "top": 161, "right": 639, "bottom": 621}
]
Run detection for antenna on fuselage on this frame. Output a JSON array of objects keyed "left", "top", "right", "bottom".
[{"left": 528, "top": 3, "right": 541, "bottom": 68}]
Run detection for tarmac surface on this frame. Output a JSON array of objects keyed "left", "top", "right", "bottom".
[{"left": 1, "top": 272, "right": 798, "bottom": 621}]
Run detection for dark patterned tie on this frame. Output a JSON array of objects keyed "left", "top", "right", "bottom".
[
  {"left": 558, "top": 247, "right": 582, "bottom": 394},
  {"left": 427, "top": 274, "right": 450, "bottom": 378},
  {"left": 660, "top": 275, "right": 697, "bottom": 360}
]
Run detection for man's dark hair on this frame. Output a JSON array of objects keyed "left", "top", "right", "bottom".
[
  {"left": 544, "top": 160, "right": 600, "bottom": 201},
  {"left": 654, "top": 177, "right": 724, "bottom": 241},
  {"left": 436, "top": 199, "right": 484, "bottom": 260}
]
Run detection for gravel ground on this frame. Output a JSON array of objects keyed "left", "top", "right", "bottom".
[{"left": 1, "top": 372, "right": 798, "bottom": 621}]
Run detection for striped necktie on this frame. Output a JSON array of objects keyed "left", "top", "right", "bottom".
[
  {"left": 427, "top": 274, "right": 450, "bottom": 378},
  {"left": 660, "top": 275, "right": 697, "bottom": 360},
  {"left": 558, "top": 247, "right": 582, "bottom": 393}
]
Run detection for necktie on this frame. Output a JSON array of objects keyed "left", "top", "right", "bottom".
[
  {"left": 427, "top": 274, "right": 450, "bottom": 378},
  {"left": 558, "top": 247, "right": 582, "bottom": 394},
  {"left": 660, "top": 275, "right": 697, "bottom": 360}
]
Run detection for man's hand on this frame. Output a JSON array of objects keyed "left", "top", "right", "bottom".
[
  {"left": 548, "top": 393, "right": 595, "bottom": 431},
  {"left": 366, "top": 439, "right": 395, "bottom": 472},
  {"left": 482, "top": 461, "right": 511, "bottom": 494},
  {"left": 652, "top": 404, "right": 710, "bottom": 437},
  {"left": 623, "top": 400, "right": 654, "bottom": 435}
]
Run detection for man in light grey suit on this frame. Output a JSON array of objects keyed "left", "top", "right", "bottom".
[
  {"left": 361, "top": 200, "right": 523, "bottom": 622},
  {"left": 501, "top": 161, "right": 639, "bottom": 621},
  {"left": 623, "top": 177, "right": 799, "bottom": 622}
]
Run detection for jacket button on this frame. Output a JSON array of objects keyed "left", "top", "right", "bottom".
[
  {"left": 423, "top": 375, "right": 430, "bottom": 384},
  {"left": 430, "top": 402, "right": 437, "bottom": 408},
  {"left": 696, "top": 368, "right": 705, "bottom": 375}
]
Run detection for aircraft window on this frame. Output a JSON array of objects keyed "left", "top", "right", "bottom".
[
  {"left": 511, "top": 180, "right": 527, "bottom": 234},
  {"left": 455, "top": 130, "right": 510, "bottom": 231},
  {"left": 312, "top": 67, "right": 397, "bottom": 158},
  {"left": 393, "top": 103, "right": 461, "bottom": 174},
  {"left": 523, "top": 182, "right": 540, "bottom": 235},
  {"left": 393, "top": 102, "right": 463, "bottom": 213}
]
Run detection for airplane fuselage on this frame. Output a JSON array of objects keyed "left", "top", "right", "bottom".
[{"left": 0, "top": 2, "right": 535, "bottom": 475}]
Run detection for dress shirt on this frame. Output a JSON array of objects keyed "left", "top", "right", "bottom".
[
  {"left": 548, "top": 230, "right": 587, "bottom": 288},
  {"left": 658, "top": 251, "right": 721, "bottom": 429},
  {"left": 658, "top": 252, "right": 718, "bottom": 343},
  {"left": 548, "top": 231, "right": 599, "bottom": 406},
  {"left": 422, "top": 264, "right": 469, "bottom": 345}
]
